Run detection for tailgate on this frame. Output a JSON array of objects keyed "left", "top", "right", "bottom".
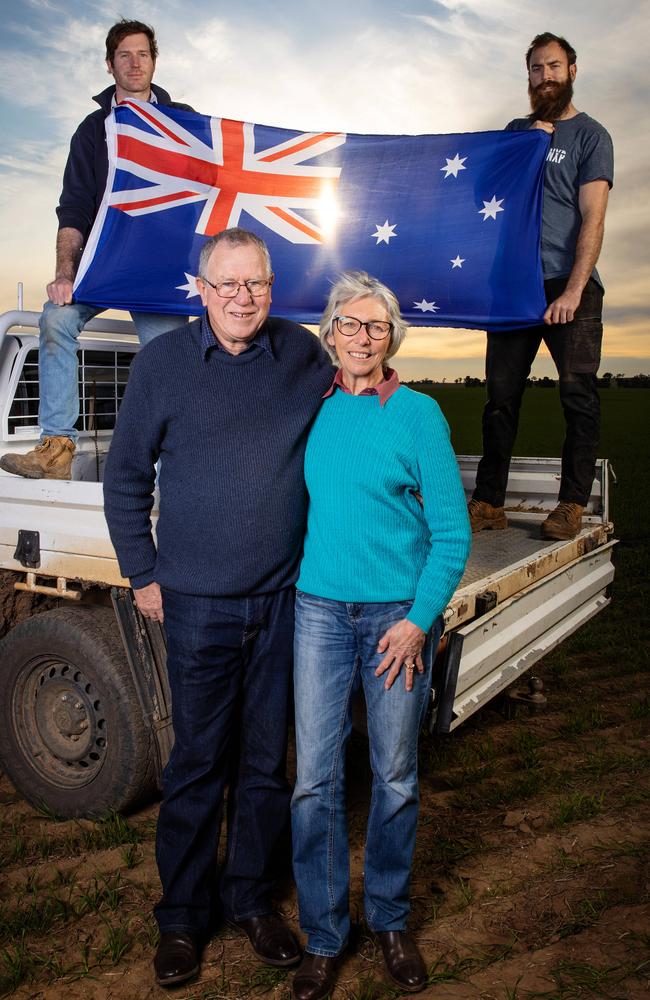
[{"left": 431, "top": 539, "right": 616, "bottom": 733}]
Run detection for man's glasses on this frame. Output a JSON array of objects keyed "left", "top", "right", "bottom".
[
  {"left": 201, "top": 277, "right": 273, "bottom": 298},
  {"left": 334, "top": 316, "right": 392, "bottom": 340}
]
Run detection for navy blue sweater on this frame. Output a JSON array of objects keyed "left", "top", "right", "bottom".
[
  {"left": 57, "top": 84, "right": 193, "bottom": 241},
  {"left": 103, "top": 316, "right": 334, "bottom": 595}
]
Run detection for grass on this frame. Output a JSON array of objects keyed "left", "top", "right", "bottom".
[
  {"left": 631, "top": 695, "right": 650, "bottom": 719},
  {"left": 558, "top": 704, "right": 607, "bottom": 736},
  {"left": 525, "top": 957, "right": 648, "bottom": 998},
  {"left": 99, "top": 917, "right": 132, "bottom": 964},
  {"left": 554, "top": 791, "right": 605, "bottom": 825},
  {"left": 509, "top": 730, "right": 545, "bottom": 771}
]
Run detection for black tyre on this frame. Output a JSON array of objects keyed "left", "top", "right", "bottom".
[{"left": 0, "top": 606, "right": 157, "bottom": 817}]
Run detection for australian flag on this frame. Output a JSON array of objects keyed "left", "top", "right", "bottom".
[{"left": 73, "top": 101, "right": 550, "bottom": 330}]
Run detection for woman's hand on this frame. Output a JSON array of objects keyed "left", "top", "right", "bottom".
[{"left": 375, "top": 619, "right": 426, "bottom": 691}]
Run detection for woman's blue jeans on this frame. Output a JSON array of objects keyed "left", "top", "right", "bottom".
[{"left": 291, "top": 591, "right": 440, "bottom": 956}]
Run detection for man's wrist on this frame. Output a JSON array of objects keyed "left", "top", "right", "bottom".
[{"left": 563, "top": 277, "right": 588, "bottom": 299}]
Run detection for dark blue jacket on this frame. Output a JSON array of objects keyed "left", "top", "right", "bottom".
[{"left": 56, "top": 83, "right": 193, "bottom": 240}]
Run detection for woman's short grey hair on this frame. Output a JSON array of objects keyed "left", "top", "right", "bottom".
[
  {"left": 319, "top": 271, "right": 408, "bottom": 362},
  {"left": 198, "top": 228, "right": 273, "bottom": 279}
]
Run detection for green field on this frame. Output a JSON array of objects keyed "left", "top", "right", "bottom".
[{"left": 417, "top": 384, "right": 650, "bottom": 675}]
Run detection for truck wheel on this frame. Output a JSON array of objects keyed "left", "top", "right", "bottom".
[{"left": 0, "top": 606, "right": 158, "bottom": 818}]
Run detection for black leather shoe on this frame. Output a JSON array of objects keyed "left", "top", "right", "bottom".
[
  {"left": 233, "top": 913, "right": 301, "bottom": 967},
  {"left": 154, "top": 931, "right": 200, "bottom": 987},
  {"left": 376, "top": 931, "right": 426, "bottom": 992},
  {"left": 292, "top": 952, "right": 340, "bottom": 1000}
]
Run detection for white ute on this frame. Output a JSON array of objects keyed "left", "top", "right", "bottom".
[{"left": 0, "top": 310, "right": 617, "bottom": 817}]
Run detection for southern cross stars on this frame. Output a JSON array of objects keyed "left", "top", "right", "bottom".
[
  {"left": 440, "top": 153, "right": 467, "bottom": 179},
  {"left": 176, "top": 273, "right": 199, "bottom": 298},
  {"left": 371, "top": 220, "right": 397, "bottom": 244},
  {"left": 479, "top": 196, "right": 505, "bottom": 221},
  {"left": 413, "top": 299, "right": 439, "bottom": 313},
  {"left": 450, "top": 255, "right": 465, "bottom": 269}
]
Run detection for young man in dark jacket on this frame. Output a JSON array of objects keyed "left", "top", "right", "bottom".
[{"left": 0, "top": 18, "right": 192, "bottom": 481}]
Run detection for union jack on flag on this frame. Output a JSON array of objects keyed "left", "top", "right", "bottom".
[
  {"left": 107, "top": 100, "right": 345, "bottom": 243},
  {"left": 74, "top": 101, "right": 550, "bottom": 329}
]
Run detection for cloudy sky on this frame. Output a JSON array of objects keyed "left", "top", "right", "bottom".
[{"left": 1, "top": 0, "right": 648, "bottom": 379}]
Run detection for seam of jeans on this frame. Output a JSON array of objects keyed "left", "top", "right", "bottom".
[{"left": 326, "top": 650, "right": 360, "bottom": 946}]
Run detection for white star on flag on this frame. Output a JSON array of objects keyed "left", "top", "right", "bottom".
[
  {"left": 479, "top": 196, "right": 505, "bottom": 221},
  {"left": 176, "top": 273, "right": 199, "bottom": 298},
  {"left": 372, "top": 220, "right": 397, "bottom": 244},
  {"left": 450, "top": 255, "right": 465, "bottom": 269},
  {"left": 440, "top": 153, "right": 467, "bottom": 179},
  {"left": 413, "top": 299, "right": 439, "bottom": 313}
]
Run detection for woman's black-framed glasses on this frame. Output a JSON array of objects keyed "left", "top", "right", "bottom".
[
  {"left": 201, "top": 277, "right": 273, "bottom": 298},
  {"left": 334, "top": 316, "right": 392, "bottom": 340}
]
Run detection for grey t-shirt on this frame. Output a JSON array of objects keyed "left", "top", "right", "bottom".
[{"left": 506, "top": 112, "right": 614, "bottom": 286}]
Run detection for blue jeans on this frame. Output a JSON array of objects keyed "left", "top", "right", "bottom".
[
  {"left": 154, "top": 586, "right": 295, "bottom": 937},
  {"left": 38, "top": 300, "right": 181, "bottom": 441},
  {"left": 474, "top": 277, "right": 603, "bottom": 508},
  {"left": 291, "top": 591, "right": 440, "bottom": 956}
]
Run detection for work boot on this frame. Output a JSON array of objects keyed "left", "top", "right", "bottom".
[
  {"left": 540, "top": 502, "right": 584, "bottom": 541},
  {"left": 0, "top": 436, "right": 75, "bottom": 480},
  {"left": 467, "top": 498, "right": 507, "bottom": 533}
]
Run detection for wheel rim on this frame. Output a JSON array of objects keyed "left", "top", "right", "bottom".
[{"left": 13, "top": 655, "right": 108, "bottom": 789}]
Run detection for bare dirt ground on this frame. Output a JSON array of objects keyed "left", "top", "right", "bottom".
[{"left": 1, "top": 631, "right": 649, "bottom": 1000}]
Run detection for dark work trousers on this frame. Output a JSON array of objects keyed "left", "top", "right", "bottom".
[
  {"left": 474, "top": 277, "right": 604, "bottom": 508},
  {"left": 154, "top": 586, "right": 295, "bottom": 937}
]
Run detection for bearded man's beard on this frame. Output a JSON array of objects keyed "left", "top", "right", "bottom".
[{"left": 528, "top": 77, "right": 573, "bottom": 121}]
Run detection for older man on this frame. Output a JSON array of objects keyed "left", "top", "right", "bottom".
[
  {"left": 103, "top": 228, "right": 333, "bottom": 987},
  {"left": 469, "top": 32, "right": 613, "bottom": 541},
  {"left": 0, "top": 18, "right": 191, "bottom": 482}
]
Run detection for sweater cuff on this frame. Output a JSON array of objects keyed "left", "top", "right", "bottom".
[
  {"left": 129, "top": 569, "right": 156, "bottom": 590},
  {"left": 406, "top": 599, "right": 438, "bottom": 635}
]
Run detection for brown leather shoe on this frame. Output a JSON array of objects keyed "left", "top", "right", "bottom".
[
  {"left": 541, "top": 502, "right": 584, "bottom": 541},
  {"left": 292, "top": 952, "right": 339, "bottom": 1000},
  {"left": 232, "top": 913, "right": 301, "bottom": 967},
  {"left": 153, "top": 931, "right": 199, "bottom": 987},
  {"left": 376, "top": 931, "right": 427, "bottom": 993},
  {"left": 468, "top": 498, "right": 507, "bottom": 533},
  {"left": 0, "top": 436, "right": 75, "bottom": 480}
]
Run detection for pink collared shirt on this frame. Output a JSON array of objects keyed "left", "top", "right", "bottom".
[{"left": 322, "top": 366, "right": 400, "bottom": 406}]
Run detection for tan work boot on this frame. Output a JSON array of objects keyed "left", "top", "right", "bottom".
[
  {"left": 468, "top": 498, "right": 507, "bottom": 533},
  {"left": 0, "top": 436, "right": 75, "bottom": 480},
  {"left": 541, "top": 502, "right": 584, "bottom": 541}
]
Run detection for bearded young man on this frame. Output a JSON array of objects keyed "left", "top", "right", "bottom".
[{"left": 469, "top": 32, "right": 614, "bottom": 541}]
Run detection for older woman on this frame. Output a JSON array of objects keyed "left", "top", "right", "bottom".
[{"left": 291, "top": 272, "right": 471, "bottom": 1000}]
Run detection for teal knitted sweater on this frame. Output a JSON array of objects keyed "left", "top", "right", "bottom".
[{"left": 296, "top": 386, "right": 471, "bottom": 633}]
